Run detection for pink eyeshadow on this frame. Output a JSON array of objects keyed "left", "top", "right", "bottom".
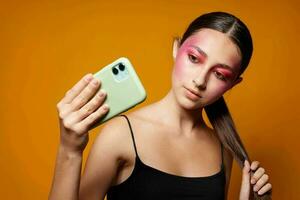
[{"left": 217, "top": 68, "right": 233, "bottom": 78}]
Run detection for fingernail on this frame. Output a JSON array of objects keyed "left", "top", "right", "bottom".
[
  {"left": 251, "top": 178, "right": 255, "bottom": 184},
  {"left": 98, "top": 92, "right": 104, "bottom": 97},
  {"left": 244, "top": 160, "right": 249, "bottom": 167},
  {"left": 103, "top": 104, "right": 109, "bottom": 111},
  {"left": 98, "top": 89, "right": 106, "bottom": 97},
  {"left": 253, "top": 186, "right": 257, "bottom": 192},
  {"left": 85, "top": 73, "right": 93, "bottom": 81},
  {"left": 92, "top": 79, "right": 99, "bottom": 85},
  {"left": 258, "top": 190, "right": 262, "bottom": 195}
]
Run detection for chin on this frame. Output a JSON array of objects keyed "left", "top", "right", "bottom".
[{"left": 176, "top": 95, "right": 204, "bottom": 111}]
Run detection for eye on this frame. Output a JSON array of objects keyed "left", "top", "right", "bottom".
[
  {"left": 214, "top": 71, "right": 227, "bottom": 81},
  {"left": 188, "top": 54, "right": 199, "bottom": 63}
]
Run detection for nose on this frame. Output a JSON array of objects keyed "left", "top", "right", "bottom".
[
  {"left": 192, "top": 69, "right": 208, "bottom": 90},
  {"left": 193, "top": 79, "right": 206, "bottom": 90}
]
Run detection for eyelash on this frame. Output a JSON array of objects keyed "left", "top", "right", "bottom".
[
  {"left": 188, "top": 54, "right": 199, "bottom": 63},
  {"left": 188, "top": 54, "right": 227, "bottom": 81},
  {"left": 214, "top": 71, "right": 227, "bottom": 81}
]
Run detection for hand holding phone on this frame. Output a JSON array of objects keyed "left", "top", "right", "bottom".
[
  {"left": 56, "top": 73, "right": 109, "bottom": 153},
  {"left": 56, "top": 57, "right": 146, "bottom": 153},
  {"left": 90, "top": 57, "right": 146, "bottom": 129}
]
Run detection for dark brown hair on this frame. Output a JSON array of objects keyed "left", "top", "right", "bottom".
[{"left": 179, "top": 11, "right": 271, "bottom": 200}]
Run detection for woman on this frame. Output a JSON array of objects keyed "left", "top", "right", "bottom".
[{"left": 49, "top": 11, "right": 272, "bottom": 200}]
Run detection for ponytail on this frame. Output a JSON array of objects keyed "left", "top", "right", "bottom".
[{"left": 205, "top": 96, "right": 272, "bottom": 200}]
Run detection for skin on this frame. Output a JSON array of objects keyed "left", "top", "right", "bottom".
[
  {"left": 49, "top": 28, "right": 272, "bottom": 200},
  {"left": 172, "top": 29, "right": 242, "bottom": 110}
]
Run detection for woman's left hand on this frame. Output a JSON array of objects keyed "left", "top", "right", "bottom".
[{"left": 239, "top": 160, "right": 272, "bottom": 200}]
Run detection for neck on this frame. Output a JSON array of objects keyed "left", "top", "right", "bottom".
[{"left": 154, "top": 90, "right": 207, "bottom": 136}]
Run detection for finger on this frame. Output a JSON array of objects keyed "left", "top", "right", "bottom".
[
  {"left": 257, "top": 183, "right": 272, "bottom": 196},
  {"left": 78, "top": 104, "right": 110, "bottom": 130},
  {"left": 251, "top": 167, "right": 265, "bottom": 184},
  {"left": 250, "top": 161, "right": 260, "bottom": 171},
  {"left": 253, "top": 174, "right": 269, "bottom": 192},
  {"left": 239, "top": 160, "right": 251, "bottom": 200},
  {"left": 60, "top": 73, "right": 93, "bottom": 105},
  {"left": 75, "top": 89, "right": 107, "bottom": 122},
  {"left": 71, "top": 77, "right": 101, "bottom": 111}
]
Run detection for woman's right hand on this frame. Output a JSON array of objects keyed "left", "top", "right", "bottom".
[{"left": 56, "top": 73, "right": 109, "bottom": 154}]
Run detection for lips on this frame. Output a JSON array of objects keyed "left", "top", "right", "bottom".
[
  {"left": 183, "top": 86, "right": 202, "bottom": 100},
  {"left": 185, "top": 87, "right": 201, "bottom": 97}
]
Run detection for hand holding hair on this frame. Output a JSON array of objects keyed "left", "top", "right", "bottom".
[{"left": 240, "top": 160, "right": 272, "bottom": 200}]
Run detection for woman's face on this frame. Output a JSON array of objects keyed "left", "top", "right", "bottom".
[{"left": 172, "top": 28, "right": 243, "bottom": 110}]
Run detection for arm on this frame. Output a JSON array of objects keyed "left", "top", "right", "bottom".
[
  {"left": 79, "top": 116, "right": 131, "bottom": 199},
  {"left": 49, "top": 146, "right": 83, "bottom": 200},
  {"left": 49, "top": 116, "right": 128, "bottom": 200},
  {"left": 48, "top": 74, "right": 110, "bottom": 200}
]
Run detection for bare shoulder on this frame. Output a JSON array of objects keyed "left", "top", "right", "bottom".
[
  {"left": 79, "top": 116, "right": 134, "bottom": 199},
  {"left": 91, "top": 103, "right": 157, "bottom": 165},
  {"left": 91, "top": 115, "right": 135, "bottom": 163}
]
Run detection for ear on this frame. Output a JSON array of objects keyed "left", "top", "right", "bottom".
[
  {"left": 231, "top": 77, "right": 243, "bottom": 88},
  {"left": 172, "top": 37, "right": 181, "bottom": 60}
]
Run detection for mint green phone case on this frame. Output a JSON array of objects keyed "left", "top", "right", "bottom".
[{"left": 90, "top": 57, "right": 146, "bottom": 129}]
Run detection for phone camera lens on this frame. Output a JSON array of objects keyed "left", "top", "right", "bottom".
[
  {"left": 112, "top": 67, "right": 119, "bottom": 75},
  {"left": 118, "top": 63, "right": 125, "bottom": 71}
]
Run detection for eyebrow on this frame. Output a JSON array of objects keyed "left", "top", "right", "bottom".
[{"left": 190, "top": 45, "right": 235, "bottom": 73}]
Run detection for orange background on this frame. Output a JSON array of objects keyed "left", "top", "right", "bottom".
[{"left": 1, "top": 0, "right": 299, "bottom": 199}]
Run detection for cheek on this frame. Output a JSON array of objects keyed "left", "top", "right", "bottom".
[
  {"left": 208, "top": 83, "right": 230, "bottom": 97},
  {"left": 173, "top": 51, "right": 188, "bottom": 80},
  {"left": 174, "top": 62, "right": 184, "bottom": 80}
]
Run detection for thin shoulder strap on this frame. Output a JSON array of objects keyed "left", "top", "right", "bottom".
[{"left": 119, "top": 114, "right": 139, "bottom": 157}]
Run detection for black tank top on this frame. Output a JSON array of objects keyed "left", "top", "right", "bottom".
[{"left": 107, "top": 115, "right": 226, "bottom": 200}]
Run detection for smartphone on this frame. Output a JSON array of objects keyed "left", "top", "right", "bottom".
[{"left": 89, "top": 57, "right": 146, "bottom": 129}]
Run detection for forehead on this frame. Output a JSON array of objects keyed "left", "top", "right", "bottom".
[{"left": 181, "top": 28, "right": 242, "bottom": 70}]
